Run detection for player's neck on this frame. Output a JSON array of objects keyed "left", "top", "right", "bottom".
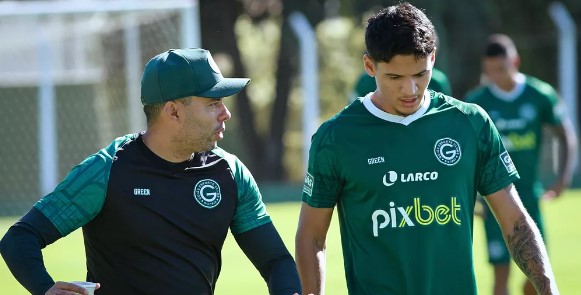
[
  {"left": 142, "top": 129, "right": 193, "bottom": 163},
  {"left": 495, "top": 73, "right": 519, "bottom": 92}
]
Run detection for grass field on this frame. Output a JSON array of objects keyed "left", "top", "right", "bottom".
[{"left": 1, "top": 191, "right": 580, "bottom": 294}]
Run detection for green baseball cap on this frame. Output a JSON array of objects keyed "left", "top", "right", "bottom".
[{"left": 140, "top": 48, "right": 250, "bottom": 105}]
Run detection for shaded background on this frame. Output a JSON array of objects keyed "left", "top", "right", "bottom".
[
  {"left": 205, "top": 0, "right": 581, "bottom": 184},
  {"left": 0, "top": 0, "right": 580, "bottom": 214}
]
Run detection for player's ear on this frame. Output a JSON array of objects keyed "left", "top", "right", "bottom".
[
  {"left": 363, "top": 54, "right": 376, "bottom": 77},
  {"left": 513, "top": 54, "right": 521, "bottom": 69},
  {"left": 163, "top": 101, "right": 181, "bottom": 123},
  {"left": 431, "top": 48, "right": 437, "bottom": 65}
]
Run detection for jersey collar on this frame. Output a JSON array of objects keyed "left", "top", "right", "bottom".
[
  {"left": 488, "top": 73, "right": 526, "bottom": 102},
  {"left": 363, "top": 90, "right": 431, "bottom": 126}
]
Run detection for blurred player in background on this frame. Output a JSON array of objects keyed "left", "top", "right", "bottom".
[
  {"left": 0, "top": 48, "right": 301, "bottom": 295},
  {"left": 466, "top": 34, "right": 577, "bottom": 295},
  {"left": 295, "top": 3, "right": 560, "bottom": 295}
]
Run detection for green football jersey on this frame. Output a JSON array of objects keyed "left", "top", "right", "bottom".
[
  {"left": 302, "top": 91, "right": 519, "bottom": 294},
  {"left": 466, "top": 74, "right": 563, "bottom": 198}
]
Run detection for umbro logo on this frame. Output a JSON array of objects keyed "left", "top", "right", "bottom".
[{"left": 133, "top": 188, "right": 151, "bottom": 196}]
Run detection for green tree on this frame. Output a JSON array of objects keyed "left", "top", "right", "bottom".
[
  {"left": 199, "top": 0, "right": 581, "bottom": 181},
  {"left": 199, "top": 0, "right": 326, "bottom": 181}
]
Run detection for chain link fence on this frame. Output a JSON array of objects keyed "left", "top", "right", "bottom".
[{"left": 0, "top": 1, "right": 198, "bottom": 215}]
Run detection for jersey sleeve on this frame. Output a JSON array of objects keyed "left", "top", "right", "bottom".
[
  {"left": 302, "top": 121, "right": 343, "bottom": 208},
  {"left": 33, "top": 136, "right": 130, "bottom": 236},
  {"left": 470, "top": 104, "right": 520, "bottom": 196},
  {"left": 229, "top": 158, "right": 272, "bottom": 235},
  {"left": 537, "top": 83, "right": 564, "bottom": 126}
]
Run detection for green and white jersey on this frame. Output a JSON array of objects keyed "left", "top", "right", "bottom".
[
  {"left": 302, "top": 91, "right": 519, "bottom": 294},
  {"left": 466, "top": 74, "right": 563, "bottom": 198}
]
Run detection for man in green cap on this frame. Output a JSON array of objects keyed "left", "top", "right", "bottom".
[{"left": 0, "top": 48, "right": 301, "bottom": 295}]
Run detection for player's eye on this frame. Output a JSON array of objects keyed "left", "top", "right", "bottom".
[{"left": 208, "top": 101, "right": 223, "bottom": 111}]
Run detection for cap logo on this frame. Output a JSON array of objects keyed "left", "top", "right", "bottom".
[{"left": 193, "top": 179, "right": 221, "bottom": 208}]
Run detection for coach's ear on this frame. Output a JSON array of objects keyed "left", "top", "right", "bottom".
[
  {"left": 162, "top": 100, "right": 182, "bottom": 124},
  {"left": 363, "top": 54, "right": 376, "bottom": 77}
]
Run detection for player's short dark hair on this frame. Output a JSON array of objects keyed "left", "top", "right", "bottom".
[
  {"left": 484, "top": 34, "right": 518, "bottom": 59},
  {"left": 143, "top": 96, "right": 192, "bottom": 126},
  {"left": 365, "top": 2, "right": 436, "bottom": 63}
]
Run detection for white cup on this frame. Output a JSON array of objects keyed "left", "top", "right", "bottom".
[{"left": 71, "top": 281, "right": 97, "bottom": 295}]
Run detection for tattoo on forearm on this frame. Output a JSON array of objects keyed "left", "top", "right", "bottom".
[{"left": 507, "top": 216, "right": 551, "bottom": 294}]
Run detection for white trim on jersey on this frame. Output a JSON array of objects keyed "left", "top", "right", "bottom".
[
  {"left": 488, "top": 72, "right": 526, "bottom": 102},
  {"left": 362, "top": 91, "right": 431, "bottom": 126}
]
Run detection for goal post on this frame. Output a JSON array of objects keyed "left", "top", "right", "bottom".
[{"left": 0, "top": 0, "right": 200, "bottom": 214}]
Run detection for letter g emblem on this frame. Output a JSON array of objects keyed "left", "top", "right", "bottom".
[{"left": 434, "top": 138, "right": 462, "bottom": 166}]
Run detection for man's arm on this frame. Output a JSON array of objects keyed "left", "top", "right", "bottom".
[
  {"left": 233, "top": 222, "right": 301, "bottom": 295},
  {"left": 295, "top": 203, "right": 334, "bottom": 295},
  {"left": 484, "top": 184, "right": 559, "bottom": 294},
  {"left": 544, "top": 118, "right": 578, "bottom": 199},
  {"left": 0, "top": 208, "right": 61, "bottom": 295}
]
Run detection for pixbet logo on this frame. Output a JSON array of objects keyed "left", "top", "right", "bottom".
[{"left": 371, "top": 197, "right": 461, "bottom": 237}]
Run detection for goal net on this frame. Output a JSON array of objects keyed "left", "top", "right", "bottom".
[{"left": 0, "top": 0, "right": 199, "bottom": 215}]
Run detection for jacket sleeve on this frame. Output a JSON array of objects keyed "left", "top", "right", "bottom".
[
  {"left": 0, "top": 207, "right": 63, "bottom": 295},
  {"left": 233, "top": 222, "right": 301, "bottom": 295}
]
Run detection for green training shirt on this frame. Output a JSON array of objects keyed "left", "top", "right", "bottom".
[
  {"left": 302, "top": 91, "right": 519, "bottom": 294},
  {"left": 466, "top": 74, "right": 563, "bottom": 198},
  {"left": 33, "top": 133, "right": 271, "bottom": 294}
]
